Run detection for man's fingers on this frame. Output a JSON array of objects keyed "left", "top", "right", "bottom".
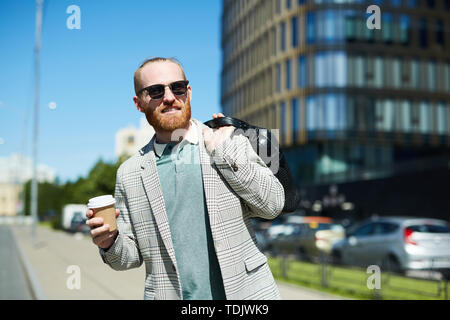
[
  {"left": 86, "top": 217, "right": 104, "bottom": 229},
  {"left": 86, "top": 210, "right": 94, "bottom": 219},
  {"left": 115, "top": 209, "right": 120, "bottom": 218},
  {"left": 94, "top": 229, "right": 116, "bottom": 246},
  {"left": 91, "top": 224, "right": 110, "bottom": 239},
  {"left": 212, "top": 113, "right": 225, "bottom": 119}
]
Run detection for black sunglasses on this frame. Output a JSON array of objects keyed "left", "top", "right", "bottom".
[{"left": 138, "top": 80, "right": 189, "bottom": 99}]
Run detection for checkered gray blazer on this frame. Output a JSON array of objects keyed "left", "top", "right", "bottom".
[{"left": 100, "top": 119, "right": 285, "bottom": 300}]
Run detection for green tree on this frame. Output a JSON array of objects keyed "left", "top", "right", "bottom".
[{"left": 23, "top": 156, "right": 127, "bottom": 230}]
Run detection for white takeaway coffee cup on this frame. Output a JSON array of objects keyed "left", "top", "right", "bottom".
[{"left": 87, "top": 195, "right": 117, "bottom": 232}]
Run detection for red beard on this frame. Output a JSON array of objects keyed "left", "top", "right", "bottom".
[{"left": 145, "top": 99, "right": 191, "bottom": 133}]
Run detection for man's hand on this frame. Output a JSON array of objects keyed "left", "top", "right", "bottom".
[
  {"left": 86, "top": 209, "right": 120, "bottom": 249},
  {"left": 203, "top": 113, "right": 235, "bottom": 154}
]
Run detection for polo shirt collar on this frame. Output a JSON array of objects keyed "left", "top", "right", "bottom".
[{"left": 153, "top": 120, "right": 198, "bottom": 158}]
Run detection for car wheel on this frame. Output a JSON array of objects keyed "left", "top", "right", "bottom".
[
  {"left": 439, "top": 268, "right": 450, "bottom": 280},
  {"left": 331, "top": 250, "right": 342, "bottom": 266},
  {"left": 296, "top": 247, "right": 307, "bottom": 261},
  {"left": 383, "top": 255, "right": 403, "bottom": 275}
]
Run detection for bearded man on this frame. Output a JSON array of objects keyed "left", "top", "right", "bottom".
[{"left": 86, "top": 57, "right": 285, "bottom": 300}]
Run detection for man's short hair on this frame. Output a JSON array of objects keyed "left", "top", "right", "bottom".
[{"left": 134, "top": 57, "right": 187, "bottom": 95}]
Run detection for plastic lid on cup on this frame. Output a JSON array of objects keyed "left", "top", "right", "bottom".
[{"left": 87, "top": 195, "right": 115, "bottom": 209}]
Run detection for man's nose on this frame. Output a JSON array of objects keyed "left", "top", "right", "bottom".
[{"left": 162, "top": 86, "right": 176, "bottom": 104}]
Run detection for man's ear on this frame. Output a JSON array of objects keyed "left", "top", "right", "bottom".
[
  {"left": 187, "top": 85, "right": 192, "bottom": 103},
  {"left": 133, "top": 96, "right": 144, "bottom": 113}
]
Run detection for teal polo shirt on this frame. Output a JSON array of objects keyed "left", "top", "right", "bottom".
[{"left": 154, "top": 122, "right": 226, "bottom": 300}]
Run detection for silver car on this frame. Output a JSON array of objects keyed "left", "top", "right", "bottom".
[{"left": 331, "top": 217, "right": 450, "bottom": 273}]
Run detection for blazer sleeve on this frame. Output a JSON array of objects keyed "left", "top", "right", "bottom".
[
  {"left": 210, "top": 134, "right": 285, "bottom": 220},
  {"left": 99, "top": 164, "right": 143, "bottom": 270}
]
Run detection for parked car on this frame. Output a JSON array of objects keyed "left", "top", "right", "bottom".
[
  {"left": 69, "top": 211, "right": 90, "bottom": 234},
  {"left": 265, "top": 216, "right": 345, "bottom": 261},
  {"left": 62, "top": 204, "right": 88, "bottom": 231},
  {"left": 331, "top": 217, "right": 450, "bottom": 274}
]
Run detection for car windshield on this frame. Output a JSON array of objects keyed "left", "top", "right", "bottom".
[{"left": 407, "top": 224, "right": 450, "bottom": 234}]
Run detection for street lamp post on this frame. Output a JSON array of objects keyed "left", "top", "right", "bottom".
[{"left": 31, "top": 0, "right": 43, "bottom": 245}]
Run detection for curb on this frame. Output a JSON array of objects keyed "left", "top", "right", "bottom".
[
  {"left": 276, "top": 280, "right": 352, "bottom": 300},
  {"left": 11, "top": 227, "right": 47, "bottom": 300}
]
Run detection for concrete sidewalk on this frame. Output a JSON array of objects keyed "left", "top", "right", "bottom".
[{"left": 11, "top": 225, "right": 347, "bottom": 300}]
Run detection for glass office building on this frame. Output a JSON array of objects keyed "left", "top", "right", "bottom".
[{"left": 221, "top": 0, "right": 450, "bottom": 218}]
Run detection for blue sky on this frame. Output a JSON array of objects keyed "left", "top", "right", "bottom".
[{"left": 0, "top": 0, "right": 222, "bottom": 183}]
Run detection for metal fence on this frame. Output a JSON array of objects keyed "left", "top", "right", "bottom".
[{"left": 271, "top": 254, "right": 449, "bottom": 300}]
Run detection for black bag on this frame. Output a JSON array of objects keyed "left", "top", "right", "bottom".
[{"left": 204, "top": 116, "right": 299, "bottom": 213}]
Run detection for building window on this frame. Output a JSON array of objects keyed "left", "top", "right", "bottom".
[
  {"left": 355, "top": 56, "right": 365, "bottom": 87},
  {"left": 298, "top": 55, "right": 307, "bottom": 88},
  {"left": 281, "top": 21, "right": 286, "bottom": 51},
  {"left": 272, "top": 27, "right": 277, "bottom": 56},
  {"left": 315, "top": 51, "right": 347, "bottom": 88},
  {"left": 374, "top": 57, "right": 384, "bottom": 88},
  {"left": 276, "top": 63, "right": 281, "bottom": 92},
  {"left": 399, "top": 15, "right": 411, "bottom": 45},
  {"left": 376, "top": 100, "right": 393, "bottom": 132},
  {"left": 401, "top": 100, "right": 412, "bottom": 133},
  {"left": 326, "top": 94, "right": 338, "bottom": 131},
  {"left": 336, "top": 52, "right": 347, "bottom": 87},
  {"left": 427, "top": 61, "right": 436, "bottom": 91},
  {"left": 436, "top": 103, "right": 447, "bottom": 135},
  {"left": 307, "top": 12, "right": 315, "bottom": 44},
  {"left": 345, "top": 11, "right": 356, "bottom": 41},
  {"left": 286, "top": 59, "right": 292, "bottom": 90},
  {"left": 292, "top": 16, "right": 298, "bottom": 48},
  {"left": 281, "top": 101, "right": 286, "bottom": 143},
  {"left": 446, "top": 62, "right": 450, "bottom": 93},
  {"left": 315, "top": 53, "right": 325, "bottom": 88},
  {"left": 276, "top": 0, "right": 281, "bottom": 14},
  {"left": 392, "top": 58, "right": 401, "bottom": 89},
  {"left": 436, "top": 20, "right": 444, "bottom": 46},
  {"left": 324, "top": 10, "right": 336, "bottom": 43},
  {"left": 411, "top": 59, "right": 420, "bottom": 89},
  {"left": 419, "top": 101, "right": 431, "bottom": 134},
  {"left": 419, "top": 18, "right": 428, "bottom": 48},
  {"left": 382, "top": 13, "right": 394, "bottom": 43},
  {"left": 306, "top": 96, "right": 316, "bottom": 131},
  {"left": 292, "top": 98, "right": 298, "bottom": 144}
]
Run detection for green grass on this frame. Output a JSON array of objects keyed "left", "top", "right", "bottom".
[
  {"left": 268, "top": 257, "right": 450, "bottom": 300},
  {"left": 38, "top": 220, "right": 53, "bottom": 229}
]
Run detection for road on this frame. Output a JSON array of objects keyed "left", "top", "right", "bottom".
[
  {"left": 0, "top": 225, "right": 33, "bottom": 299},
  {"left": 3, "top": 224, "right": 348, "bottom": 300}
]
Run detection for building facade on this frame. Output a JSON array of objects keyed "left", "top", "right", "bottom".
[
  {"left": 115, "top": 117, "right": 155, "bottom": 158},
  {"left": 221, "top": 0, "right": 450, "bottom": 219},
  {"left": 0, "top": 154, "right": 55, "bottom": 216}
]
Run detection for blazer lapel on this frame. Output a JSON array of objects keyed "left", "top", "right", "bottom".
[
  {"left": 193, "top": 119, "right": 219, "bottom": 229},
  {"left": 139, "top": 137, "right": 177, "bottom": 266}
]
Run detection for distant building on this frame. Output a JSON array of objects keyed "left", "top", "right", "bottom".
[
  {"left": 0, "top": 154, "right": 55, "bottom": 216},
  {"left": 220, "top": 0, "right": 450, "bottom": 220},
  {"left": 115, "top": 117, "right": 155, "bottom": 158},
  {"left": 0, "top": 183, "right": 22, "bottom": 216}
]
